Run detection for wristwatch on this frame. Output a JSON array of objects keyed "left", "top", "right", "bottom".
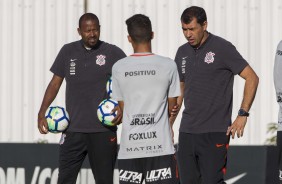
[{"left": 238, "top": 109, "right": 249, "bottom": 117}]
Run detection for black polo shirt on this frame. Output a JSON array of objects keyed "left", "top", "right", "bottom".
[
  {"left": 175, "top": 33, "right": 248, "bottom": 133},
  {"left": 50, "top": 40, "right": 126, "bottom": 133}
]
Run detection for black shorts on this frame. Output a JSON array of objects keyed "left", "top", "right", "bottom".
[
  {"left": 118, "top": 154, "right": 179, "bottom": 184},
  {"left": 58, "top": 131, "right": 117, "bottom": 184},
  {"left": 177, "top": 132, "right": 229, "bottom": 184}
]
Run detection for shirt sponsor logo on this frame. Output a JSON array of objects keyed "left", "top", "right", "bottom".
[
  {"left": 69, "top": 60, "right": 76, "bottom": 75},
  {"left": 70, "top": 61, "right": 76, "bottom": 66},
  {"left": 181, "top": 57, "right": 187, "bottom": 74},
  {"left": 204, "top": 51, "right": 215, "bottom": 64},
  {"left": 126, "top": 145, "right": 163, "bottom": 153},
  {"left": 146, "top": 167, "right": 172, "bottom": 182},
  {"left": 129, "top": 131, "right": 157, "bottom": 141},
  {"left": 125, "top": 70, "right": 156, "bottom": 77},
  {"left": 119, "top": 170, "right": 142, "bottom": 183},
  {"left": 96, "top": 55, "right": 106, "bottom": 66},
  {"left": 277, "top": 50, "right": 282, "bottom": 56},
  {"left": 130, "top": 113, "right": 155, "bottom": 125}
]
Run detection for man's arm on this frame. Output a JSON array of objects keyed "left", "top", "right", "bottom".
[
  {"left": 227, "top": 65, "right": 259, "bottom": 138},
  {"left": 112, "top": 101, "right": 124, "bottom": 126},
  {"left": 118, "top": 101, "right": 124, "bottom": 112},
  {"left": 168, "top": 97, "right": 178, "bottom": 143},
  {"left": 168, "top": 97, "right": 178, "bottom": 121},
  {"left": 170, "top": 82, "right": 185, "bottom": 123},
  {"left": 111, "top": 66, "right": 123, "bottom": 125},
  {"left": 38, "top": 74, "right": 64, "bottom": 134}
]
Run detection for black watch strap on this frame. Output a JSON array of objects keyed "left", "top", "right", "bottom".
[{"left": 238, "top": 109, "right": 249, "bottom": 117}]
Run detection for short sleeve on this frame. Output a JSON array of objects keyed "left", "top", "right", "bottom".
[
  {"left": 221, "top": 42, "right": 248, "bottom": 75},
  {"left": 111, "top": 46, "right": 126, "bottom": 64},
  {"left": 50, "top": 45, "right": 67, "bottom": 78},
  {"left": 168, "top": 62, "right": 181, "bottom": 98},
  {"left": 112, "top": 64, "right": 123, "bottom": 101},
  {"left": 174, "top": 48, "right": 185, "bottom": 82}
]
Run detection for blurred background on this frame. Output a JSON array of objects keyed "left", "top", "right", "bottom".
[{"left": 0, "top": 0, "right": 281, "bottom": 146}]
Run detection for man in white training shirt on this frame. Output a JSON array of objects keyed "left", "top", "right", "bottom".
[
  {"left": 112, "top": 14, "right": 180, "bottom": 184},
  {"left": 274, "top": 40, "right": 282, "bottom": 183}
]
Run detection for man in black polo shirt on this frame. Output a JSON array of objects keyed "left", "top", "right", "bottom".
[
  {"left": 37, "top": 13, "right": 126, "bottom": 184},
  {"left": 174, "top": 6, "right": 259, "bottom": 184}
]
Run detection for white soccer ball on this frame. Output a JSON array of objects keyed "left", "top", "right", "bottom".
[
  {"left": 45, "top": 106, "right": 70, "bottom": 133},
  {"left": 106, "top": 77, "right": 113, "bottom": 98},
  {"left": 97, "top": 99, "right": 118, "bottom": 126}
]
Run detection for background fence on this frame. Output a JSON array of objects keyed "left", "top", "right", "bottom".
[{"left": 0, "top": 0, "right": 282, "bottom": 144}]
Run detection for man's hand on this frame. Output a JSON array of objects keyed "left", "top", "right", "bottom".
[
  {"left": 111, "top": 105, "right": 123, "bottom": 125},
  {"left": 37, "top": 74, "right": 63, "bottom": 134},
  {"left": 226, "top": 116, "right": 247, "bottom": 139},
  {"left": 169, "top": 104, "right": 180, "bottom": 125},
  {"left": 38, "top": 115, "right": 49, "bottom": 134},
  {"left": 171, "top": 104, "right": 180, "bottom": 117}
]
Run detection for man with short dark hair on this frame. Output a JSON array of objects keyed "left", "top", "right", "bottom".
[
  {"left": 37, "top": 13, "right": 126, "bottom": 183},
  {"left": 174, "top": 6, "right": 259, "bottom": 183},
  {"left": 112, "top": 14, "right": 180, "bottom": 184}
]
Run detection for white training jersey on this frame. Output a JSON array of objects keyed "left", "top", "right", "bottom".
[
  {"left": 274, "top": 41, "right": 282, "bottom": 131},
  {"left": 112, "top": 53, "right": 181, "bottom": 159}
]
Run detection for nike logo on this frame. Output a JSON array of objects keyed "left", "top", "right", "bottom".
[
  {"left": 70, "top": 59, "right": 77, "bottom": 62},
  {"left": 225, "top": 173, "right": 247, "bottom": 184},
  {"left": 110, "top": 137, "right": 117, "bottom": 142},
  {"left": 216, "top": 144, "right": 225, "bottom": 148}
]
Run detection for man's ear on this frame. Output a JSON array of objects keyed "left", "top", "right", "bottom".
[
  {"left": 151, "top": 32, "right": 154, "bottom": 40},
  {"left": 203, "top": 21, "right": 208, "bottom": 31},
  {"left": 127, "top": 35, "right": 132, "bottom": 43},
  {"left": 77, "top": 28, "right": 81, "bottom": 36}
]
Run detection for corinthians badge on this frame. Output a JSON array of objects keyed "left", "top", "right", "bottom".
[
  {"left": 204, "top": 52, "right": 215, "bottom": 64},
  {"left": 96, "top": 55, "right": 106, "bottom": 66}
]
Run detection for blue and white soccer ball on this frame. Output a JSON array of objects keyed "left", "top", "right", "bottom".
[
  {"left": 97, "top": 99, "right": 118, "bottom": 126},
  {"left": 106, "top": 77, "right": 113, "bottom": 98},
  {"left": 45, "top": 106, "right": 70, "bottom": 133}
]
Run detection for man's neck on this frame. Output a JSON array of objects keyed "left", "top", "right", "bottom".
[
  {"left": 83, "top": 40, "right": 102, "bottom": 50},
  {"left": 132, "top": 42, "right": 152, "bottom": 53},
  {"left": 196, "top": 31, "right": 209, "bottom": 49}
]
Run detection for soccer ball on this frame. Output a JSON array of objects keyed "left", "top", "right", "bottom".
[
  {"left": 97, "top": 99, "right": 118, "bottom": 126},
  {"left": 45, "top": 106, "right": 70, "bottom": 133},
  {"left": 106, "top": 77, "right": 113, "bottom": 98}
]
